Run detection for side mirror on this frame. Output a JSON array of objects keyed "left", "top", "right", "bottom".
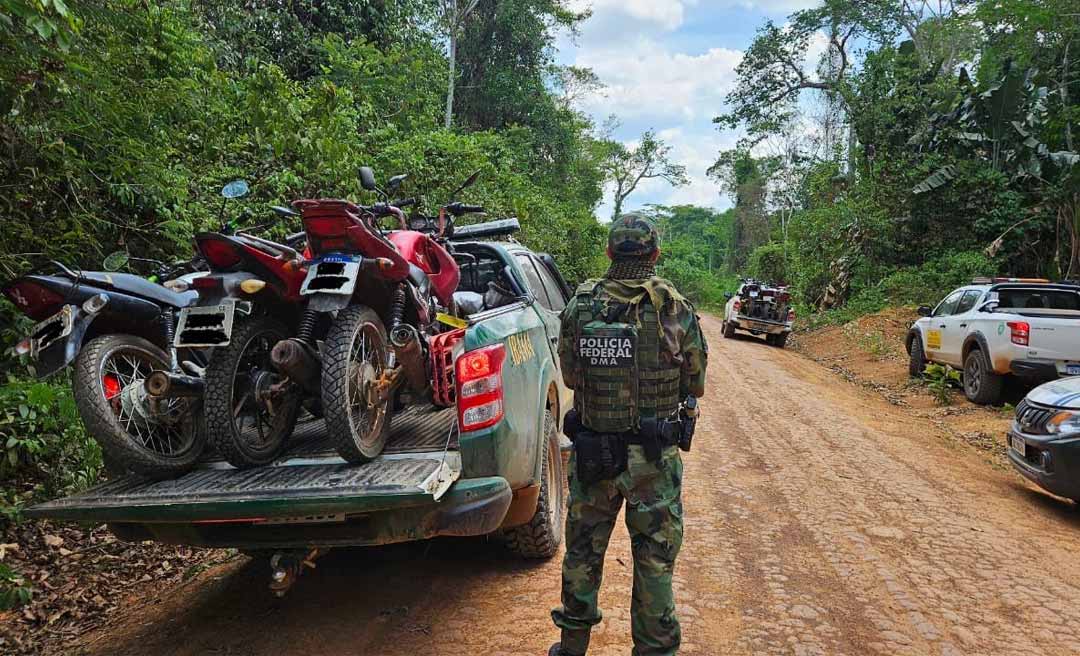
[
  {"left": 917, "top": 305, "right": 933, "bottom": 317},
  {"left": 724, "top": 292, "right": 733, "bottom": 300},
  {"left": 103, "top": 251, "right": 129, "bottom": 272},
  {"left": 452, "top": 170, "right": 481, "bottom": 197},
  {"left": 221, "top": 180, "right": 249, "bottom": 199},
  {"left": 387, "top": 174, "right": 407, "bottom": 192},
  {"left": 359, "top": 167, "right": 378, "bottom": 191}
]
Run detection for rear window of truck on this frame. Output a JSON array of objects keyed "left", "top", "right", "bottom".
[{"left": 994, "top": 289, "right": 1080, "bottom": 311}]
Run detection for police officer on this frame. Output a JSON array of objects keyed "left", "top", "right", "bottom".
[{"left": 550, "top": 213, "right": 708, "bottom": 656}]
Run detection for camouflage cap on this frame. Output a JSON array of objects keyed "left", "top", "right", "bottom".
[{"left": 608, "top": 212, "right": 659, "bottom": 258}]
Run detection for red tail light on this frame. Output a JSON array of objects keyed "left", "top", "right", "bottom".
[
  {"left": 3, "top": 280, "right": 65, "bottom": 320},
  {"left": 197, "top": 237, "right": 243, "bottom": 268},
  {"left": 192, "top": 276, "right": 223, "bottom": 290},
  {"left": 787, "top": 308, "right": 796, "bottom": 321},
  {"left": 303, "top": 217, "right": 351, "bottom": 239},
  {"left": 456, "top": 343, "right": 506, "bottom": 431},
  {"left": 733, "top": 300, "right": 742, "bottom": 312},
  {"left": 1007, "top": 321, "right": 1030, "bottom": 346}
]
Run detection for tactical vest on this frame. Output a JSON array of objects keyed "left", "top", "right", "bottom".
[{"left": 573, "top": 281, "right": 682, "bottom": 433}]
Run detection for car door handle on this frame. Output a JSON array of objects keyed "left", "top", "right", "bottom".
[
  {"left": 938, "top": 324, "right": 947, "bottom": 328},
  {"left": 550, "top": 336, "right": 558, "bottom": 346},
  {"left": 959, "top": 323, "right": 968, "bottom": 328}
]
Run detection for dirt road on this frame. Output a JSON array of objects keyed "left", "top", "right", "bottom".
[{"left": 70, "top": 315, "right": 1080, "bottom": 656}]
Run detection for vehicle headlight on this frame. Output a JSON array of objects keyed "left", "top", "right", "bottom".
[{"left": 1046, "top": 411, "right": 1080, "bottom": 436}]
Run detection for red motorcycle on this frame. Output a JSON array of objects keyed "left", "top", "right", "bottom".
[
  {"left": 168, "top": 180, "right": 313, "bottom": 468},
  {"left": 283, "top": 168, "right": 483, "bottom": 463}
]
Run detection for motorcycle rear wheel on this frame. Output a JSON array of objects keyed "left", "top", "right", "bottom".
[
  {"left": 74, "top": 334, "right": 205, "bottom": 480},
  {"left": 323, "top": 305, "right": 394, "bottom": 464},
  {"left": 204, "top": 317, "right": 302, "bottom": 468}
]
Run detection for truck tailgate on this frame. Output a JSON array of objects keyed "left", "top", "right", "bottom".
[
  {"left": 27, "top": 405, "right": 462, "bottom": 524},
  {"left": 1025, "top": 314, "right": 1080, "bottom": 362},
  {"left": 26, "top": 456, "right": 461, "bottom": 523}
]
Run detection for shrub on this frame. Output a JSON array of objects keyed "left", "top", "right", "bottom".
[
  {"left": 923, "top": 363, "right": 961, "bottom": 405},
  {"left": 747, "top": 242, "right": 788, "bottom": 284}
]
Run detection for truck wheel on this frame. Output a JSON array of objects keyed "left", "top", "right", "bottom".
[
  {"left": 963, "top": 348, "right": 1004, "bottom": 405},
  {"left": 204, "top": 317, "right": 302, "bottom": 468},
  {"left": 504, "top": 410, "right": 565, "bottom": 559},
  {"left": 74, "top": 334, "right": 205, "bottom": 480},
  {"left": 722, "top": 321, "right": 736, "bottom": 339},
  {"left": 772, "top": 333, "right": 788, "bottom": 349},
  {"left": 908, "top": 334, "right": 926, "bottom": 378},
  {"left": 323, "top": 305, "right": 393, "bottom": 464}
]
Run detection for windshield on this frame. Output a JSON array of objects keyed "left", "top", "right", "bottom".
[{"left": 992, "top": 288, "right": 1080, "bottom": 311}]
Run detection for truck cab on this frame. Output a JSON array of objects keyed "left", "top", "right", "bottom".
[{"left": 27, "top": 239, "right": 574, "bottom": 563}]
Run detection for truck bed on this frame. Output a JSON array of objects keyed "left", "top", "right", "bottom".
[{"left": 27, "top": 404, "right": 460, "bottom": 524}]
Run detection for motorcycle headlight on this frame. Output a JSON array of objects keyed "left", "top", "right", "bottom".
[{"left": 1046, "top": 411, "right": 1080, "bottom": 436}]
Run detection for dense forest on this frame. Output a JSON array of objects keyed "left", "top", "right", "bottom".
[
  {"left": 709, "top": 0, "right": 1078, "bottom": 322},
  {"left": 0, "top": 0, "right": 1077, "bottom": 608}
]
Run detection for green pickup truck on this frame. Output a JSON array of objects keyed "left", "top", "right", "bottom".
[{"left": 27, "top": 238, "right": 575, "bottom": 567}]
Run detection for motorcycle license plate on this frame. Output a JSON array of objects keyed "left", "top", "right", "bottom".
[
  {"left": 29, "top": 305, "right": 75, "bottom": 358},
  {"left": 1067, "top": 364, "right": 1080, "bottom": 376},
  {"left": 175, "top": 302, "right": 236, "bottom": 347},
  {"left": 301, "top": 254, "right": 361, "bottom": 296},
  {"left": 749, "top": 290, "right": 759, "bottom": 298}
]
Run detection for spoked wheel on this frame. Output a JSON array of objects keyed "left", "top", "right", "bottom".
[
  {"left": 323, "top": 305, "right": 394, "bottom": 464},
  {"left": 204, "top": 318, "right": 302, "bottom": 468},
  {"left": 74, "top": 335, "right": 205, "bottom": 479}
]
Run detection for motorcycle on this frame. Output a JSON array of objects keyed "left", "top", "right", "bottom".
[
  {"left": 2, "top": 250, "right": 209, "bottom": 479},
  {"left": 177, "top": 180, "right": 312, "bottom": 469},
  {"left": 284, "top": 168, "right": 485, "bottom": 463}
]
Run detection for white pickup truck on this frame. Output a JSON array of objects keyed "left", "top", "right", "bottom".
[
  {"left": 906, "top": 279, "right": 1080, "bottom": 404},
  {"left": 722, "top": 280, "right": 794, "bottom": 348}
]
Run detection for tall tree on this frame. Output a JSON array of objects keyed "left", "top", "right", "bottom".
[
  {"left": 439, "top": 0, "right": 479, "bottom": 128},
  {"left": 603, "top": 130, "right": 689, "bottom": 219}
]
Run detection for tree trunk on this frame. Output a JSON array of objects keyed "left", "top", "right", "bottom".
[
  {"left": 444, "top": 0, "right": 458, "bottom": 130},
  {"left": 1066, "top": 195, "right": 1080, "bottom": 280}
]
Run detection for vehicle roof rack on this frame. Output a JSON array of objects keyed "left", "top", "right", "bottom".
[
  {"left": 976, "top": 277, "right": 1052, "bottom": 284},
  {"left": 449, "top": 217, "right": 520, "bottom": 241}
]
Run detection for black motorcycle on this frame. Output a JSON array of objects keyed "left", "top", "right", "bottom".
[{"left": 3, "top": 251, "right": 209, "bottom": 479}]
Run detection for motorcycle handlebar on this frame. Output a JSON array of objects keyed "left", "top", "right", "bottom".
[{"left": 447, "top": 202, "right": 484, "bottom": 216}]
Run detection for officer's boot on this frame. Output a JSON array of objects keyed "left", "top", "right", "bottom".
[{"left": 548, "top": 629, "right": 590, "bottom": 656}]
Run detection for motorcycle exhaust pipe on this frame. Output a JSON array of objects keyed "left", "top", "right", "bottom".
[
  {"left": 271, "top": 338, "right": 321, "bottom": 395},
  {"left": 389, "top": 325, "right": 428, "bottom": 394},
  {"left": 145, "top": 370, "right": 205, "bottom": 399}
]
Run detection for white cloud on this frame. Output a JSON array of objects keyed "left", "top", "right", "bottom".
[
  {"left": 568, "top": 0, "right": 690, "bottom": 31},
  {"left": 575, "top": 40, "right": 742, "bottom": 122}
]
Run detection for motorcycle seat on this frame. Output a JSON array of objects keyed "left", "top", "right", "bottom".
[{"left": 79, "top": 271, "right": 198, "bottom": 308}]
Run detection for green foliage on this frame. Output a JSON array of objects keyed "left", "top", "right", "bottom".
[
  {"left": 923, "top": 363, "right": 961, "bottom": 406},
  {"left": 747, "top": 243, "right": 788, "bottom": 284},
  {"left": 0, "top": 376, "right": 101, "bottom": 498},
  {"left": 0, "top": 562, "right": 32, "bottom": 609},
  {"left": 714, "top": 0, "right": 1076, "bottom": 324}
]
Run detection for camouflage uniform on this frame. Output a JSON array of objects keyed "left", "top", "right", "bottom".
[{"left": 551, "top": 214, "right": 708, "bottom": 656}]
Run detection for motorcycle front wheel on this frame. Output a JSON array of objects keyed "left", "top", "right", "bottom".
[
  {"left": 73, "top": 334, "right": 205, "bottom": 480},
  {"left": 323, "top": 305, "right": 394, "bottom": 464},
  {"left": 203, "top": 317, "right": 302, "bottom": 468}
]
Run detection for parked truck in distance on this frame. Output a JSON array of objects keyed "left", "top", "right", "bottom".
[
  {"left": 907, "top": 278, "right": 1080, "bottom": 405},
  {"left": 722, "top": 279, "right": 795, "bottom": 348}
]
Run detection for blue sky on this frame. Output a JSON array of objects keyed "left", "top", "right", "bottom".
[{"left": 556, "top": 0, "right": 821, "bottom": 218}]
